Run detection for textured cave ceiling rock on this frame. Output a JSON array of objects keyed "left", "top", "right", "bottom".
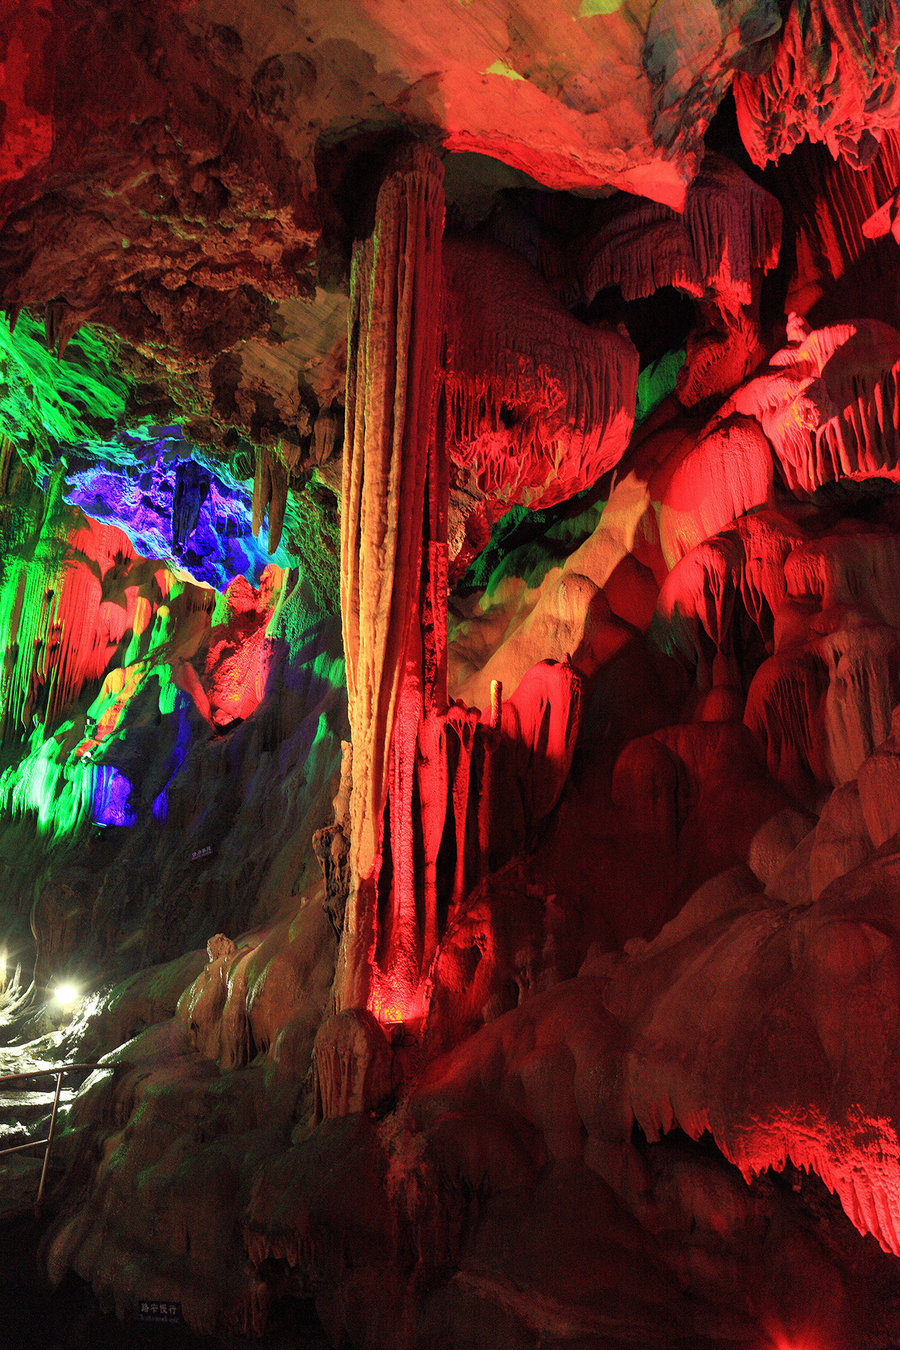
[
  {"left": 0, "top": 4, "right": 318, "bottom": 352},
  {"left": 0, "top": 0, "right": 784, "bottom": 476},
  {"left": 0, "top": 0, "right": 788, "bottom": 219},
  {"left": 77, "top": 280, "right": 349, "bottom": 472},
  {"left": 771, "top": 130, "right": 900, "bottom": 324},
  {"left": 226, "top": 290, "right": 348, "bottom": 444},
  {"left": 734, "top": 0, "right": 900, "bottom": 169},
  {"left": 0, "top": 0, "right": 776, "bottom": 309},
  {"left": 204, "top": 0, "right": 771, "bottom": 206},
  {"left": 579, "top": 152, "right": 782, "bottom": 405}
]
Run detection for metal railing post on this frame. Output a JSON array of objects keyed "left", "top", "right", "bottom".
[
  {"left": 0, "top": 1063, "right": 103, "bottom": 1220},
  {"left": 34, "top": 1069, "right": 63, "bottom": 1218}
]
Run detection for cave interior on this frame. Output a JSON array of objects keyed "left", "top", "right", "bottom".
[{"left": 4, "top": 1, "right": 900, "bottom": 1346}]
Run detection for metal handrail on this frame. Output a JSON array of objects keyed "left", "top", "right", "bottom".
[{"left": 0, "top": 1062, "right": 103, "bottom": 1216}]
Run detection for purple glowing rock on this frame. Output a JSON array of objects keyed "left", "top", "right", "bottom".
[{"left": 64, "top": 429, "right": 296, "bottom": 588}]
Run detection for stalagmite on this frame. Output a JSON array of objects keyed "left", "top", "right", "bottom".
[{"left": 311, "top": 1008, "right": 392, "bottom": 1120}]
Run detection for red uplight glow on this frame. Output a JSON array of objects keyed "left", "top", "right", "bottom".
[{"left": 769, "top": 1322, "right": 829, "bottom": 1350}]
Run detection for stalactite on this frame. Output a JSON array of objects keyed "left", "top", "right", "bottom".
[
  {"left": 734, "top": 0, "right": 900, "bottom": 168},
  {"left": 0, "top": 434, "right": 15, "bottom": 496},
  {"left": 311, "top": 405, "right": 341, "bottom": 465},
  {"left": 730, "top": 318, "right": 900, "bottom": 495},
  {"left": 252, "top": 445, "right": 289, "bottom": 553},
  {"left": 655, "top": 510, "right": 800, "bottom": 665},
  {"left": 684, "top": 155, "right": 781, "bottom": 315},
  {"left": 766, "top": 129, "right": 900, "bottom": 317},
  {"left": 443, "top": 234, "right": 638, "bottom": 516},
  {"left": 582, "top": 200, "right": 703, "bottom": 304},
  {"left": 0, "top": 478, "right": 143, "bottom": 743},
  {"left": 581, "top": 154, "right": 781, "bottom": 316},
  {"left": 172, "top": 459, "right": 212, "bottom": 551},
  {"left": 579, "top": 154, "right": 780, "bottom": 407}
]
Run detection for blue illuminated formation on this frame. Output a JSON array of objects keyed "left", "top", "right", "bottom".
[
  {"left": 91, "top": 765, "right": 137, "bottom": 828},
  {"left": 64, "top": 427, "right": 297, "bottom": 589},
  {"left": 151, "top": 696, "right": 194, "bottom": 825}
]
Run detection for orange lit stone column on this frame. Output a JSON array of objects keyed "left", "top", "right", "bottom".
[{"left": 335, "top": 146, "right": 446, "bottom": 1016}]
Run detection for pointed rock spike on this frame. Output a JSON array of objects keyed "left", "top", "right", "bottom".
[
  {"left": 267, "top": 456, "right": 288, "bottom": 554},
  {"left": 251, "top": 448, "right": 266, "bottom": 540},
  {"left": 55, "top": 308, "right": 80, "bottom": 361}
]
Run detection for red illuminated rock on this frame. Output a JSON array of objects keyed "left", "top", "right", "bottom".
[
  {"left": 580, "top": 153, "right": 781, "bottom": 405},
  {"left": 443, "top": 235, "right": 638, "bottom": 564},
  {"left": 729, "top": 317, "right": 900, "bottom": 495},
  {"left": 606, "top": 845, "right": 900, "bottom": 1265},
  {"left": 652, "top": 413, "right": 774, "bottom": 568},
  {"left": 735, "top": 0, "right": 900, "bottom": 168}
]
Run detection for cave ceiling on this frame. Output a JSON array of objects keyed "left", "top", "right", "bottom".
[{"left": 3, "top": 0, "right": 893, "bottom": 473}]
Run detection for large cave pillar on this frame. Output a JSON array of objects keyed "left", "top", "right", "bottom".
[{"left": 335, "top": 146, "right": 448, "bottom": 1018}]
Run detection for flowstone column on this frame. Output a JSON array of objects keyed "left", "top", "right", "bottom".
[{"left": 335, "top": 146, "right": 448, "bottom": 1019}]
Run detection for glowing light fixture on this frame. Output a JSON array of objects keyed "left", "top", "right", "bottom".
[{"left": 52, "top": 982, "right": 80, "bottom": 1011}]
